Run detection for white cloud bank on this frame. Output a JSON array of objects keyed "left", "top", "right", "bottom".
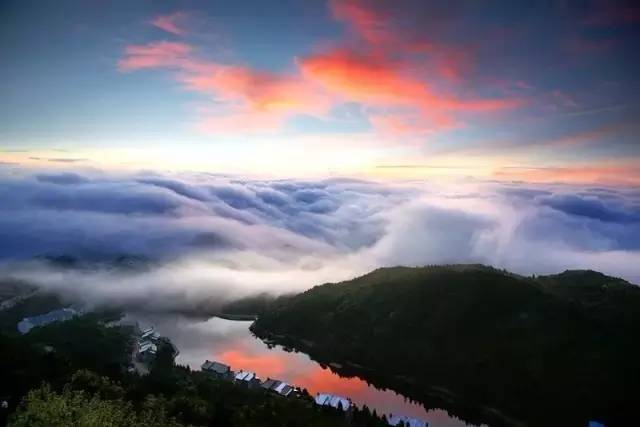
[{"left": 0, "top": 167, "right": 638, "bottom": 311}]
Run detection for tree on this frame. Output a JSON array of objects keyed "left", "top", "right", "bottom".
[{"left": 9, "top": 384, "right": 180, "bottom": 427}]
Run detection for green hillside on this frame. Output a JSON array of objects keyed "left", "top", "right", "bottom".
[{"left": 251, "top": 265, "right": 640, "bottom": 427}]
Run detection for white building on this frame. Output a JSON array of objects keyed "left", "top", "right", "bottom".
[
  {"left": 314, "top": 393, "right": 351, "bottom": 411},
  {"left": 201, "top": 360, "right": 233, "bottom": 380},
  {"left": 137, "top": 341, "right": 157, "bottom": 362},
  {"left": 273, "top": 381, "right": 294, "bottom": 397},
  {"left": 387, "top": 414, "right": 428, "bottom": 427},
  {"left": 234, "top": 370, "right": 260, "bottom": 388}
]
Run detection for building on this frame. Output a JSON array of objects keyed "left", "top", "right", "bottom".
[
  {"left": 135, "top": 326, "right": 161, "bottom": 364},
  {"left": 273, "top": 382, "right": 294, "bottom": 397},
  {"left": 260, "top": 378, "right": 294, "bottom": 397},
  {"left": 17, "top": 308, "right": 77, "bottom": 334},
  {"left": 201, "top": 360, "right": 233, "bottom": 380},
  {"left": 140, "top": 327, "right": 160, "bottom": 342},
  {"left": 387, "top": 414, "right": 428, "bottom": 427},
  {"left": 234, "top": 370, "right": 260, "bottom": 389},
  {"left": 137, "top": 341, "right": 157, "bottom": 363},
  {"left": 314, "top": 393, "right": 351, "bottom": 411},
  {"left": 261, "top": 378, "right": 282, "bottom": 390}
]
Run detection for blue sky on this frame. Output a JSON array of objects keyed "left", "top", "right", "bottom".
[{"left": 1, "top": 0, "right": 639, "bottom": 183}]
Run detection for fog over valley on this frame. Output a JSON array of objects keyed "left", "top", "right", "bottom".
[{"left": 1, "top": 167, "right": 638, "bottom": 313}]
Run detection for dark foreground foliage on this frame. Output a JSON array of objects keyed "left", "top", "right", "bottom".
[{"left": 0, "top": 309, "right": 388, "bottom": 427}]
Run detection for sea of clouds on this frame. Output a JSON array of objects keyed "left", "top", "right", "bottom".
[{"left": 0, "top": 166, "right": 638, "bottom": 311}]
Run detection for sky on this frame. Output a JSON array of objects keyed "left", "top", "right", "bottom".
[
  {"left": 0, "top": 1, "right": 639, "bottom": 306},
  {"left": 1, "top": 0, "right": 639, "bottom": 183}
]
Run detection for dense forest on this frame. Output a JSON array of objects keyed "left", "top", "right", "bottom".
[
  {"left": 0, "top": 290, "right": 389, "bottom": 427},
  {"left": 251, "top": 265, "right": 640, "bottom": 427}
]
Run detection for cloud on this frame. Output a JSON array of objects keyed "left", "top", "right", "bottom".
[
  {"left": 493, "top": 164, "right": 640, "bottom": 186},
  {"left": 118, "top": 41, "right": 329, "bottom": 133},
  {"left": 152, "top": 12, "right": 189, "bottom": 36},
  {"left": 0, "top": 169, "right": 638, "bottom": 312},
  {"left": 538, "top": 193, "right": 640, "bottom": 224},
  {"left": 36, "top": 172, "right": 90, "bottom": 185},
  {"left": 118, "top": 0, "right": 520, "bottom": 136},
  {"left": 27, "top": 156, "right": 88, "bottom": 163},
  {"left": 300, "top": 2, "right": 521, "bottom": 133},
  {"left": 118, "top": 41, "right": 192, "bottom": 72}
]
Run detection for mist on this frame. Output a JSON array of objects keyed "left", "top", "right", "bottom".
[{"left": 1, "top": 168, "right": 638, "bottom": 314}]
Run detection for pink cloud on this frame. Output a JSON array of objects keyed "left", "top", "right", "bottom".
[
  {"left": 152, "top": 11, "right": 189, "bottom": 36},
  {"left": 494, "top": 163, "right": 640, "bottom": 186},
  {"left": 182, "top": 64, "right": 329, "bottom": 115},
  {"left": 119, "top": 41, "right": 329, "bottom": 133},
  {"left": 119, "top": 1, "right": 522, "bottom": 136},
  {"left": 304, "top": 0, "right": 521, "bottom": 133},
  {"left": 300, "top": 47, "right": 520, "bottom": 133},
  {"left": 118, "top": 41, "right": 192, "bottom": 72}
]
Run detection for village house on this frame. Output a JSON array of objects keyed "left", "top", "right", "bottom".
[
  {"left": 201, "top": 360, "right": 233, "bottom": 380},
  {"left": 273, "top": 382, "right": 294, "bottom": 397},
  {"left": 137, "top": 341, "right": 157, "bottom": 363},
  {"left": 387, "top": 414, "right": 428, "bottom": 427},
  {"left": 314, "top": 393, "right": 352, "bottom": 411},
  {"left": 260, "top": 378, "right": 294, "bottom": 397},
  {"left": 260, "top": 378, "right": 281, "bottom": 391},
  {"left": 234, "top": 370, "right": 260, "bottom": 389},
  {"left": 135, "top": 325, "right": 162, "bottom": 364},
  {"left": 140, "top": 326, "right": 160, "bottom": 342}
]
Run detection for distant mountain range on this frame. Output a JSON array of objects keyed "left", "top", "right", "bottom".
[
  {"left": 34, "top": 254, "right": 155, "bottom": 273},
  {"left": 252, "top": 265, "right": 640, "bottom": 427}
]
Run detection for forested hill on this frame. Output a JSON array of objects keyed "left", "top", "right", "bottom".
[{"left": 251, "top": 265, "right": 640, "bottom": 427}]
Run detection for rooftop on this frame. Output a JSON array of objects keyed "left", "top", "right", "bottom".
[
  {"left": 315, "top": 393, "right": 351, "bottom": 411},
  {"left": 275, "top": 383, "right": 293, "bottom": 396},
  {"left": 139, "top": 342, "right": 157, "bottom": 354},
  {"left": 387, "top": 415, "right": 428, "bottom": 427},
  {"left": 261, "top": 378, "right": 281, "bottom": 390},
  {"left": 202, "top": 360, "right": 231, "bottom": 374},
  {"left": 234, "top": 370, "right": 257, "bottom": 382}
]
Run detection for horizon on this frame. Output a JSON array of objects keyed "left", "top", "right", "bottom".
[
  {"left": 1, "top": 0, "right": 639, "bottom": 305},
  {"left": 1, "top": 0, "right": 639, "bottom": 184}
]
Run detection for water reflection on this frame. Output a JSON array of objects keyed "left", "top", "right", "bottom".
[{"left": 128, "top": 314, "right": 478, "bottom": 427}]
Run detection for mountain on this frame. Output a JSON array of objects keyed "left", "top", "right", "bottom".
[
  {"left": 251, "top": 265, "right": 640, "bottom": 427},
  {"left": 36, "top": 254, "right": 154, "bottom": 273}
]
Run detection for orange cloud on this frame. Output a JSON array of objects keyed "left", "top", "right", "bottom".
[
  {"left": 329, "top": 0, "right": 474, "bottom": 82},
  {"left": 182, "top": 64, "right": 328, "bottom": 114},
  {"left": 152, "top": 12, "right": 189, "bottom": 36},
  {"left": 300, "top": 49, "right": 427, "bottom": 104},
  {"left": 299, "top": 1, "right": 521, "bottom": 134},
  {"left": 300, "top": 47, "right": 520, "bottom": 134},
  {"left": 119, "top": 41, "right": 329, "bottom": 133},
  {"left": 120, "top": 1, "right": 521, "bottom": 137}
]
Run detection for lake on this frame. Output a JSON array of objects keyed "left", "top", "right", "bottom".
[{"left": 128, "top": 314, "right": 481, "bottom": 427}]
